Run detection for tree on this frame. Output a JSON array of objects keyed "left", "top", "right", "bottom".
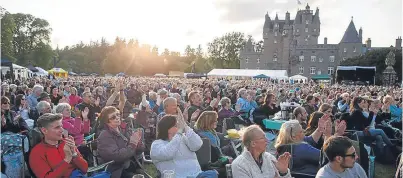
[
  {"left": 1, "top": 8, "right": 17, "bottom": 62},
  {"left": 340, "top": 48, "right": 402, "bottom": 84},
  {"left": 207, "top": 32, "right": 246, "bottom": 68}
]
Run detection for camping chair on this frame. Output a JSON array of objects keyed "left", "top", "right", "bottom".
[
  {"left": 276, "top": 144, "right": 316, "bottom": 178},
  {"left": 196, "top": 138, "right": 212, "bottom": 170}
]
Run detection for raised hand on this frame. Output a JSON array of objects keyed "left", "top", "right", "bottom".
[
  {"left": 95, "top": 97, "right": 100, "bottom": 106},
  {"left": 82, "top": 107, "right": 89, "bottom": 121},
  {"left": 324, "top": 120, "right": 332, "bottom": 137},
  {"left": 274, "top": 152, "right": 291, "bottom": 174},
  {"left": 335, "top": 120, "right": 347, "bottom": 136},
  {"left": 130, "top": 130, "right": 142, "bottom": 147}
]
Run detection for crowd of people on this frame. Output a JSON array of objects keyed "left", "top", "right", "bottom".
[{"left": 1, "top": 75, "right": 402, "bottom": 178}]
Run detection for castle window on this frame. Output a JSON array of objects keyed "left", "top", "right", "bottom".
[
  {"left": 299, "top": 67, "right": 304, "bottom": 74},
  {"left": 353, "top": 47, "right": 356, "bottom": 52},
  {"left": 257, "top": 58, "right": 260, "bottom": 63},
  {"left": 246, "top": 57, "right": 249, "bottom": 63},
  {"left": 328, "top": 67, "right": 334, "bottom": 75},
  {"left": 300, "top": 51, "right": 303, "bottom": 55},
  {"left": 344, "top": 48, "right": 347, "bottom": 53},
  {"left": 305, "top": 28, "right": 308, "bottom": 32},
  {"left": 311, "top": 56, "right": 316, "bottom": 62},
  {"left": 310, "top": 67, "right": 316, "bottom": 74},
  {"left": 299, "top": 56, "right": 304, "bottom": 62},
  {"left": 275, "top": 23, "right": 279, "bottom": 28},
  {"left": 317, "top": 70, "right": 322, "bottom": 75},
  {"left": 306, "top": 20, "right": 309, "bottom": 24},
  {"left": 274, "top": 40, "right": 277, "bottom": 44},
  {"left": 313, "top": 28, "right": 317, "bottom": 32},
  {"left": 312, "top": 51, "right": 316, "bottom": 53},
  {"left": 296, "top": 29, "right": 300, "bottom": 33},
  {"left": 329, "top": 56, "right": 335, "bottom": 62},
  {"left": 273, "top": 57, "right": 278, "bottom": 61},
  {"left": 265, "top": 32, "right": 268, "bottom": 36},
  {"left": 274, "top": 32, "right": 278, "bottom": 36},
  {"left": 319, "top": 57, "right": 323, "bottom": 62}
]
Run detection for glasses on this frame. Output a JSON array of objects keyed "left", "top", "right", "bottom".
[
  {"left": 2, "top": 102, "right": 10, "bottom": 105},
  {"left": 344, "top": 152, "right": 356, "bottom": 158},
  {"left": 109, "top": 114, "right": 120, "bottom": 120}
]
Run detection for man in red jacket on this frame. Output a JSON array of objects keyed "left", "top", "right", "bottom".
[{"left": 29, "top": 113, "right": 88, "bottom": 178}]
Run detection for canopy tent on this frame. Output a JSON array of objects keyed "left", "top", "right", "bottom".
[
  {"left": 253, "top": 74, "right": 269, "bottom": 79},
  {"left": 207, "top": 69, "right": 288, "bottom": 80},
  {"left": 154, "top": 73, "right": 166, "bottom": 77},
  {"left": 48, "top": 68, "right": 68, "bottom": 78},
  {"left": 289, "top": 74, "right": 308, "bottom": 83},
  {"left": 116, "top": 72, "right": 125, "bottom": 77},
  {"left": 68, "top": 71, "right": 78, "bottom": 76},
  {"left": 336, "top": 66, "right": 376, "bottom": 85},
  {"left": 1, "top": 59, "right": 14, "bottom": 82},
  {"left": 1, "top": 63, "right": 31, "bottom": 80},
  {"left": 27, "top": 65, "right": 39, "bottom": 72},
  {"left": 34, "top": 67, "right": 48, "bottom": 76},
  {"left": 311, "top": 74, "right": 331, "bottom": 80}
]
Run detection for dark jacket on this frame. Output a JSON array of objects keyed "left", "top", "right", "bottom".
[
  {"left": 348, "top": 110, "right": 373, "bottom": 131},
  {"left": 75, "top": 102, "right": 101, "bottom": 127},
  {"left": 1, "top": 110, "right": 29, "bottom": 133},
  {"left": 252, "top": 104, "right": 281, "bottom": 129},
  {"left": 97, "top": 124, "right": 143, "bottom": 178}
]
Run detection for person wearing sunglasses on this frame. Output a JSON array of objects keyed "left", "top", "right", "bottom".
[
  {"left": 97, "top": 106, "right": 144, "bottom": 178},
  {"left": 1, "top": 96, "right": 29, "bottom": 134},
  {"left": 316, "top": 136, "right": 367, "bottom": 178}
]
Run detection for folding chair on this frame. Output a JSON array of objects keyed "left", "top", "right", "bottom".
[
  {"left": 196, "top": 138, "right": 212, "bottom": 170},
  {"left": 277, "top": 144, "right": 316, "bottom": 178}
]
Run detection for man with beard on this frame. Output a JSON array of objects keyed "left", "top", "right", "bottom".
[{"left": 316, "top": 136, "right": 367, "bottom": 178}]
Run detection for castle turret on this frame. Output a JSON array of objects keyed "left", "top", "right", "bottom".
[
  {"left": 306, "top": 3, "right": 310, "bottom": 10},
  {"left": 285, "top": 11, "right": 290, "bottom": 24},
  {"left": 366, "top": 38, "right": 372, "bottom": 48},
  {"left": 359, "top": 27, "right": 363, "bottom": 43},
  {"left": 275, "top": 13, "right": 279, "bottom": 21},
  {"left": 396, "top": 36, "right": 402, "bottom": 49},
  {"left": 324, "top": 37, "right": 328, "bottom": 44},
  {"left": 264, "top": 12, "right": 271, "bottom": 29},
  {"left": 313, "top": 7, "right": 320, "bottom": 24}
]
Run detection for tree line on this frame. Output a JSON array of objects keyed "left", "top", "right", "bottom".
[{"left": 1, "top": 7, "right": 246, "bottom": 75}]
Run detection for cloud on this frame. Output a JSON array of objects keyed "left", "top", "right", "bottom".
[
  {"left": 214, "top": 0, "right": 321, "bottom": 24},
  {"left": 185, "top": 29, "right": 196, "bottom": 36}
]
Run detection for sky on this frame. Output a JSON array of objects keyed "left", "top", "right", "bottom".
[{"left": 2, "top": 0, "right": 402, "bottom": 53}]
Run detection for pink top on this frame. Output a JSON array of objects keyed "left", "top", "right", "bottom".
[
  {"left": 69, "top": 95, "right": 82, "bottom": 108},
  {"left": 62, "top": 116, "right": 90, "bottom": 145}
]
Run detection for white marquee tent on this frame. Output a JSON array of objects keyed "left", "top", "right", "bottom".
[
  {"left": 207, "top": 69, "right": 288, "bottom": 80},
  {"left": 289, "top": 74, "right": 308, "bottom": 83},
  {"left": 34, "top": 67, "right": 48, "bottom": 76},
  {"left": 1, "top": 64, "right": 31, "bottom": 79}
]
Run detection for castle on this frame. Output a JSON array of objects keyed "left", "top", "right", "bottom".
[{"left": 240, "top": 4, "right": 402, "bottom": 79}]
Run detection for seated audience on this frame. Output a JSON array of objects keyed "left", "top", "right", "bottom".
[
  {"left": 1, "top": 96, "right": 29, "bottom": 133},
  {"left": 232, "top": 125, "right": 292, "bottom": 178},
  {"left": 151, "top": 115, "right": 218, "bottom": 178},
  {"left": 97, "top": 106, "right": 143, "bottom": 178},
  {"left": 54, "top": 103, "right": 90, "bottom": 145},
  {"left": 29, "top": 113, "right": 88, "bottom": 177},
  {"left": 316, "top": 136, "right": 367, "bottom": 178}
]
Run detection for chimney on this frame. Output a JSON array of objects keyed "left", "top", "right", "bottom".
[
  {"left": 366, "top": 38, "right": 372, "bottom": 48},
  {"left": 396, "top": 36, "right": 402, "bottom": 49},
  {"left": 324, "top": 37, "right": 328, "bottom": 44}
]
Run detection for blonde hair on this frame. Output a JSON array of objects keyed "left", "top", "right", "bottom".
[
  {"left": 383, "top": 95, "right": 393, "bottom": 104},
  {"left": 274, "top": 120, "right": 303, "bottom": 149},
  {"left": 194, "top": 111, "right": 217, "bottom": 131},
  {"left": 241, "top": 125, "right": 263, "bottom": 148}
]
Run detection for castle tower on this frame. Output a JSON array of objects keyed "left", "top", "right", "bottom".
[
  {"left": 339, "top": 17, "right": 363, "bottom": 60},
  {"left": 293, "top": 4, "right": 320, "bottom": 45}
]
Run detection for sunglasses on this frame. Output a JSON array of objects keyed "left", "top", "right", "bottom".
[
  {"left": 343, "top": 152, "right": 356, "bottom": 158},
  {"left": 2, "top": 102, "right": 10, "bottom": 105}
]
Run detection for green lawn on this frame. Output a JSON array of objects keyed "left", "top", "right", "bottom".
[{"left": 143, "top": 162, "right": 397, "bottom": 178}]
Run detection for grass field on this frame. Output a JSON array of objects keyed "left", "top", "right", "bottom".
[{"left": 143, "top": 161, "right": 396, "bottom": 178}]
